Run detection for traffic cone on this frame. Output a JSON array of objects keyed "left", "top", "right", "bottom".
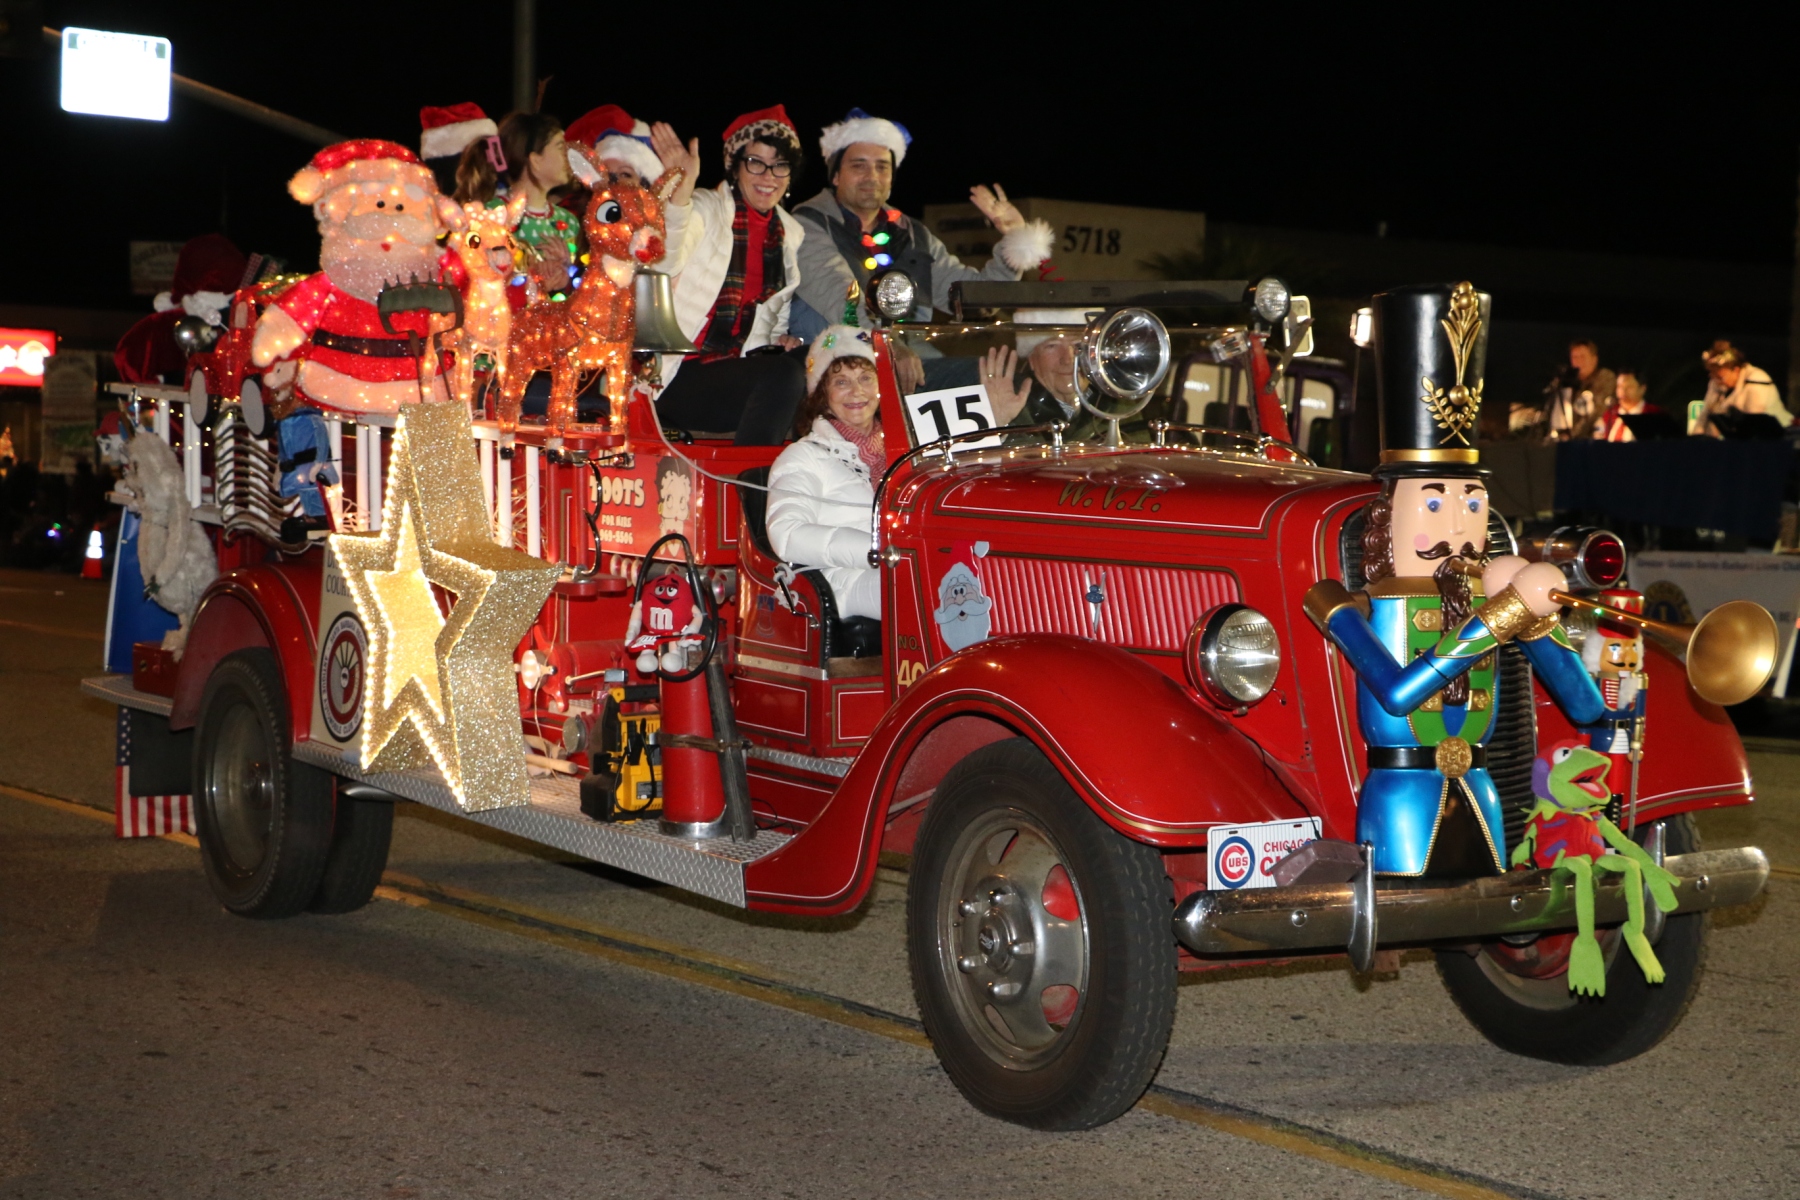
[{"left": 81, "top": 527, "right": 105, "bottom": 579}]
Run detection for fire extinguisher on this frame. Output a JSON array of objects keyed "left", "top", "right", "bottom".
[{"left": 628, "top": 533, "right": 753, "bottom": 842}]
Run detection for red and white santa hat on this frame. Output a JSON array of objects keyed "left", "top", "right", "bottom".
[
  {"left": 420, "top": 102, "right": 497, "bottom": 161},
  {"left": 566, "top": 104, "right": 663, "bottom": 182},
  {"left": 819, "top": 108, "right": 911, "bottom": 169},
  {"left": 289, "top": 139, "right": 435, "bottom": 205},
  {"left": 722, "top": 104, "right": 798, "bottom": 171}
]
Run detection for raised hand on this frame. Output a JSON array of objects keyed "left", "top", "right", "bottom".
[
  {"left": 981, "top": 345, "right": 1029, "bottom": 424},
  {"left": 969, "top": 183, "right": 1024, "bottom": 234},
  {"left": 649, "top": 123, "right": 700, "bottom": 205}
]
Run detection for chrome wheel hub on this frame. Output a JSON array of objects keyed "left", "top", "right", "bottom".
[{"left": 940, "top": 810, "right": 1088, "bottom": 1066}]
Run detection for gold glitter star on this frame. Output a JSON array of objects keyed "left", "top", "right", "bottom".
[{"left": 331, "top": 403, "right": 559, "bottom": 811}]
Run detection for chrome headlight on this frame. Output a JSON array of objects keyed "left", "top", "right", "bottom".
[
  {"left": 870, "top": 269, "right": 917, "bottom": 322},
  {"left": 1251, "top": 277, "right": 1291, "bottom": 324},
  {"left": 1185, "top": 604, "right": 1281, "bottom": 707},
  {"left": 1080, "top": 307, "right": 1172, "bottom": 402}
]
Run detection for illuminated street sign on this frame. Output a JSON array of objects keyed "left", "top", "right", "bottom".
[
  {"left": 0, "top": 328, "right": 56, "bottom": 387},
  {"left": 59, "top": 27, "right": 171, "bottom": 122}
]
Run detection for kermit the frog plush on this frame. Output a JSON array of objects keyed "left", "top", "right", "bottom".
[{"left": 1515, "top": 739, "right": 1681, "bottom": 996}]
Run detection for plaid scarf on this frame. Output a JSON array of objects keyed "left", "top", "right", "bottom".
[
  {"left": 696, "top": 200, "right": 785, "bottom": 362},
  {"left": 828, "top": 417, "right": 886, "bottom": 478}
]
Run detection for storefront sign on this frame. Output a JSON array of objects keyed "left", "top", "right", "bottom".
[
  {"left": 923, "top": 199, "right": 1206, "bottom": 282},
  {"left": 40, "top": 352, "right": 98, "bottom": 475},
  {"left": 0, "top": 328, "right": 56, "bottom": 387}
]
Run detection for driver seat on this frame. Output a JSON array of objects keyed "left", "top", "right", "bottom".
[{"left": 736, "top": 467, "right": 881, "bottom": 660}]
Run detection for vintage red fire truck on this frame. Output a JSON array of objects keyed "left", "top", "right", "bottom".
[{"left": 86, "top": 279, "right": 1770, "bottom": 1131}]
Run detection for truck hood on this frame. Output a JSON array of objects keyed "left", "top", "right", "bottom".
[{"left": 915, "top": 448, "right": 1368, "bottom": 537}]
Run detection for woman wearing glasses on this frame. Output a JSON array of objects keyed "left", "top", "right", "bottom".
[{"left": 649, "top": 105, "right": 809, "bottom": 445}]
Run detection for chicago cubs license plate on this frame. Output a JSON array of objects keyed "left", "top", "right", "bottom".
[{"left": 1205, "top": 818, "right": 1323, "bottom": 890}]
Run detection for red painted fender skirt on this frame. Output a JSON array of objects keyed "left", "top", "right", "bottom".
[
  {"left": 168, "top": 566, "right": 318, "bottom": 742},
  {"left": 744, "top": 634, "right": 1311, "bottom": 915}
]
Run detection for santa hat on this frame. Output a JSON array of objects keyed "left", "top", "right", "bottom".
[
  {"left": 805, "top": 325, "right": 877, "bottom": 393},
  {"left": 289, "top": 139, "right": 433, "bottom": 205},
  {"left": 566, "top": 104, "right": 663, "bottom": 182},
  {"left": 420, "top": 102, "right": 497, "bottom": 161},
  {"left": 722, "top": 104, "right": 798, "bottom": 170},
  {"left": 819, "top": 108, "right": 911, "bottom": 169}
]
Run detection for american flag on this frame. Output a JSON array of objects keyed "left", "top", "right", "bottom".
[{"left": 115, "top": 708, "right": 195, "bottom": 838}]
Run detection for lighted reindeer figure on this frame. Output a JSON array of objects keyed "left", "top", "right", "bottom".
[
  {"left": 500, "top": 145, "right": 674, "bottom": 440},
  {"left": 450, "top": 192, "right": 527, "bottom": 419}
]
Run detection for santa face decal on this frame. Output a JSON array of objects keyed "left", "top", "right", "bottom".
[{"left": 934, "top": 560, "right": 993, "bottom": 652}]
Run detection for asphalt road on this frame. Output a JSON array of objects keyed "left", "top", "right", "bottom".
[{"left": 2, "top": 566, "right": 1797, "bottom": 1199}]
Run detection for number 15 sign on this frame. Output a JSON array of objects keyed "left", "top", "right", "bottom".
[{"left": 902, "top": 384, "right": 1004, "bottom": 451}]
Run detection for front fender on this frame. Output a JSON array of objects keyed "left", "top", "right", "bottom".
[
  {"left": 168, "top": 566, "right": 317, "bottom": 740},
  {"left": 744, "top": 635, "right": 1310, "bottom": 915}
]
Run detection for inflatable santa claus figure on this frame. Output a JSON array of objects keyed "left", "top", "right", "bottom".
[{"left": 250, "top": 139, "right": 466, "bottom": 415}]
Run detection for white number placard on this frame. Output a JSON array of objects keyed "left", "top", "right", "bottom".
[{"left": 902, "top": 384, "right": 1003, "bottom": 450}]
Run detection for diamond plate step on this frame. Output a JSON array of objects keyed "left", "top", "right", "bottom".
[{"left": 291, "top": 740, "right": 788, "bottom": 907}]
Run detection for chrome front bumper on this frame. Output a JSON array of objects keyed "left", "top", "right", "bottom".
[{"left": 1172, "top": 842, "right": 1769, "bottom": 971}]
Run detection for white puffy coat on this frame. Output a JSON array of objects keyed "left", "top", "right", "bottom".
[
  {"left": 766, "top": 417, "right": 878, "bottom": 618},
  {"left": 659, "top": 183, "right": 804, "bottom": 384}
]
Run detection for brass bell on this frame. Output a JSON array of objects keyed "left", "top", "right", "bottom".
[{"left": 632, "top": 270, "right": 697, "bottom": 353}]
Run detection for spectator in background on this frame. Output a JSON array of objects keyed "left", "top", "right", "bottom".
[
  {"left": 1593, "top": 370, "right": 1662, "bottom": 442},
  {"left": 789, "top": 109, "right": 1053, "bottom": 391},
  {"left": 1545, "top": 338, "right": 1613, "bottom": 441},
  {"left": 1694, "top": 340, "right": 1791, "bottom": 435}
]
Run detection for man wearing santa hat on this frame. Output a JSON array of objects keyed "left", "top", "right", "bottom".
[
  {"left": 789, "top": 108, "right": 1052, "bottom": 387},
  {"left": 250, "top": 139, "right": 467, "bottom": 416}
]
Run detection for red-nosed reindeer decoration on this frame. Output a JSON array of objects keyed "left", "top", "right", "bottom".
[
  {"left": 500, "top": 145, "right": 674, "bottom": 440},
  {"left": 450, "top": 193, "right": 527, "bottom": 416}
]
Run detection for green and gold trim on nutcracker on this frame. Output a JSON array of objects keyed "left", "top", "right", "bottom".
[{"left": 1402, "top": 592, "right": 1496, "bottom": 746}]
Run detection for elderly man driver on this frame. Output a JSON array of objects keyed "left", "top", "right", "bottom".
[{"left": 789, "top": 109, "right": 1052, "bottom": 391}]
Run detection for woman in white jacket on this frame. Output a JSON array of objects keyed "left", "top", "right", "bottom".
[
  {"left": 648, "top": 106, "right": 808, "bottom": 445},
  {"left": 766, "top": 326, "right": 885, "bottom": 620}
]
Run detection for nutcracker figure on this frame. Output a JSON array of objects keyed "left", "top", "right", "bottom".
[
  {"left": 1581, "top": 587, "right": 1649, "bottom": 817},
  {"left": 1304, "top": 283, "right": 1629, "bottom": 877}
]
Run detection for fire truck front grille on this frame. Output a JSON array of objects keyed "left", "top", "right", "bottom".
[{"left": 979, "top": 558, "right": 1238, "bottom": 651}]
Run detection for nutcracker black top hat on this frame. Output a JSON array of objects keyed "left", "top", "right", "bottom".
[{"left": 1372, "top": 281, "right": 1492, "bottom": 477}]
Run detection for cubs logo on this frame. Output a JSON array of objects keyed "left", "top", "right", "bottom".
[
  {"left": 1212, "top": 835, "right": 1255, "bottom": 890},
  {"left": 317, "top": 612, "right": 366, "bottom": 741}
]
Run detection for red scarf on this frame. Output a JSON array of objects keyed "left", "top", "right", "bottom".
[{"left": 829, "top": 418, "right": 886, "bottom": 477}]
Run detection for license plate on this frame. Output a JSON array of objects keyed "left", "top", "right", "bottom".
[{"left": 1206, "top": 818, "right": 1323, "bottom": 890}]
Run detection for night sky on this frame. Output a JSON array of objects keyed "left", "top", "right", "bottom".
[{"left": 7, "top": 2, "right": 1800, "bottom": 312}]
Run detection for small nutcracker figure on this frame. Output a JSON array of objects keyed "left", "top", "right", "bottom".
[
  {"left": 1581, "top": 587, "right": 1649, "bottom": 820},
  {"left": 1303, "top": 283, "right": 1633, "bottom": 878}
]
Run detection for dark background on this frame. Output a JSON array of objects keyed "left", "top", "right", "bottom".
[{"left": 6, "top": 4, "right": 1800, "bottom": 300}]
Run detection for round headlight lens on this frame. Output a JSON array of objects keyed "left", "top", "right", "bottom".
[
  {"left": 1083, "top": 307, "right": 1172, "bottom": 401},
  {"left": 1186, "top": 604, "right": 1281, "bottom": 707},
  {"left": 872, "top": 270, "right": 917, "bottom": 322},
  {"left": 1580, "top": 533, "right": 1626, "bottom": 588},
  {"left": 1252, "top": 277, "right": 1291, "bottom": 324}
]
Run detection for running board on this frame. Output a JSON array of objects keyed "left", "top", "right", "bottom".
[
  {"left": 291, "top": 741, "right": 789, "bottom": 907},
  {"left": 86, "top": 674, "right": 792, "bottom": 908}
]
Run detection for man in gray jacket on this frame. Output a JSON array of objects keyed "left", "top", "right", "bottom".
[{"left": 789, "top": 108, "right": 1052, "bottom": 390}]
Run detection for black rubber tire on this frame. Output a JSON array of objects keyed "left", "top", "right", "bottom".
[
  {"left": 308, "top": 790, "right": 395, "bottom": 914},
  {"left": 191, "top": 648, "right": 334, "bottom": 918},
  {"left": 1435, "top": 814, "right": 1707, "bottom": 1065},
  {"left": 907, "top": 738, "right": 1177, "bottom": 1130}
]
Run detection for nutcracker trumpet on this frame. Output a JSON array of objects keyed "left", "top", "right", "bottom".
[{"left": 1443, "top": 557, "right": 1777, "bottom": 708}]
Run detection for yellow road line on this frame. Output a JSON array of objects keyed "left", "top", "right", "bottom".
[
  {"left": 0, "top": 779, "right": 1633, "bottom": 1199},
  {"left": 0, "top": 617, "right": 104, "bottom": 641}
]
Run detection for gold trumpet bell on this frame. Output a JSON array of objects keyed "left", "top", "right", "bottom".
[
  {"left": 1675, "top": 599, "right": 1779, "bottom": 708},
  {"left": 1561, "top": 588, "right": 1780, "bottom": 707},
  {"left": 632, "top": 270, "right": 697, "bottom": 353}
]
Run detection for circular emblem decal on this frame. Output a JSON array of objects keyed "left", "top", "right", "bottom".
[
  {"left": 1213, "top": 835, "right": 1256, "bottom": 890},
  {"left": 318, "top": 612, "right": 366, "bottom": 741}
]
